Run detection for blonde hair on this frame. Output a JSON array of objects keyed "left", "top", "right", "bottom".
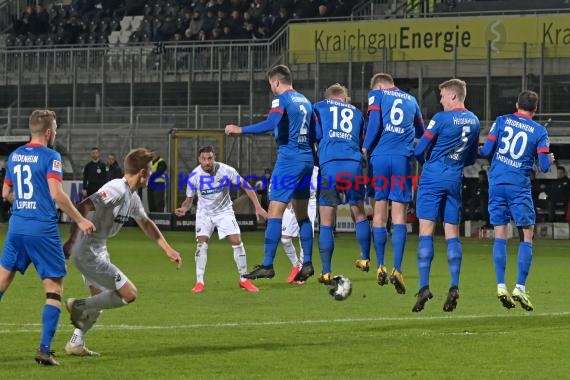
[
  {"left": 324, "top": 83, "right": 348, "bottom": 100},
  {"left": 439, "top": 79, "right": 467, "bottom": 102},
  {"left": 29, "top": 109, "right": 56, "bottom": 135},
  {"left": 124, "top": 148, "right": 154, "bottom": 175},
  {"left": 370, "top": 73, "right": 394, "bottom": 89}
]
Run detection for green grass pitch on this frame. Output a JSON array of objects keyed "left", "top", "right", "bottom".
[{"left": 0, "top": 225, "right": 569, "bottom": 379}]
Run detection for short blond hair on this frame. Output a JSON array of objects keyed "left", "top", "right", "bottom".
[
  {"left": 29, "top": 110, "right": 56, "bottom": 135},
  {"left": 324, "top": 83, "right": 348, "bottom": 100},
  {"left": 124, "top": 148, "right": 154, "bottom": 175},
  {"left": 370, "top": 73, "right": 394, "bottom": 89},
  {"left": 439, "top": 79, "right": 467, "bottom": 102}
]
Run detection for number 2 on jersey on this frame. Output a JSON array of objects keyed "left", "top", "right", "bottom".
[
  {"left": 299, "top": 105, "right": 308, "bottom": 136},
  {"left": 14, "top": 164, "right": 34, "bottom": 199}
]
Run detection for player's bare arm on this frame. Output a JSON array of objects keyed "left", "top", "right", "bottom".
[
  {"left": 63, "top": 198, "right": 96, "bottom": 258},
  {"left": 224, "top": 124, "right": 242, "bottom": 135},
  {"left": 136, "top": 216, "right": 182, "bottom": 268},
  {"left": 48, "top": 178, "right": 95, "bottom": 236},
  {"left": 174, "top": 196, "right": 194, "bottom": 217},
  {"left": 241, "top": 178, "right": 268, "bottom": 220},
  {"left": 2, "top": 184, "right": 14, "bottom": 204}
]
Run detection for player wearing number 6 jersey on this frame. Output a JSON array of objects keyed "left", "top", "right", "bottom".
[
  {"left": 313, "top": 83, "right": 369, "bottom": 285},
  {"left": 361, "top": 73, "right": 425, "bottom": 295},
  {"left": 412, "top": 79, "right": 480, "bottom": 313},
  {"left": 225, "top": 65, "right": 315, "bottom": 283},
  {"left": 479, "top": 90, "right": 554, "bottom": 312}
]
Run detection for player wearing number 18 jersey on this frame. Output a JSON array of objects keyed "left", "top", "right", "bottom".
[
  {"left": 479, "top": 90, "right": 553, "bottom": 311},
  {"left": 225, "top": 65, "right": 315, "bottom": 283},
  {"left": 362, "top": 73, "right": 425, "bottom": 294},
  {"left": 413, "top": 79, "right": 480, "bottom": 313}
]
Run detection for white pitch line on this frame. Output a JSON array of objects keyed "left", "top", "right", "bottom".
[{"left": 0, "top": 311, "right": 568, "bottom": 334}]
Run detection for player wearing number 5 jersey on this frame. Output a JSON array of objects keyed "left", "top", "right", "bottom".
[
  {"left": 0, "top": 110, "right": 95, "bottom": 366},
  {"left": 412, "top": 79, "right": 480, "bottom": 313},
  {"left": 479, "top": 90, "right": 553, "bottom": 312},
  {"left": 361, "top": 73, "right": 425, "bottom": 294},
  {"left": 225, "top": 65, "right": 316, "bottom": 283},
  {"left": 313, "top": 84, "right": 369, "bottom": 285}
]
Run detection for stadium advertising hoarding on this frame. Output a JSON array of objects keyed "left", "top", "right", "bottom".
[{"left": 289, "top": 14, "right": 570, "bottom": 63}]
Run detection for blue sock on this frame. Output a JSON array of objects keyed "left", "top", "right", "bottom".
[
  {"left": 392, "top": 224, "right": 407, "bottom": 272},
  {"left": 298, "top": 218, "right": 314, "bottom": 263},
  {"left": 40, "top": 304, "right": 61, "bottom": 353},
  {"left": 372, "top": 227, "right": 388, "bottom": 267},
  {"left": 446, "top": 237, "right": 462, "bottom": 288},
  {"left": 319, "top": 225, "right": 334, "bottom": 274},
  {"left": 517, "top": 242, "right": 533, "bottom": 286},
  {"left": 418, "top": 236, "right": 434, "bottom": 289},
  {"left": 355, "top": 219, "right": 371, "bottom": 260},
  {"left": 262, "top": 218, "right": 282, "bottom": 267},
  {"left": 493, "top": 238, "right": 507, "bottom": 284}
]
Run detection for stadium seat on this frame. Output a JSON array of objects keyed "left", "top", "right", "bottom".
[{"left": 120, "top": 16, "right": 133, "bottom": 31}]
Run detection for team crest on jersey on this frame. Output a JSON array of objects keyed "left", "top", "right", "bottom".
[
  {"left": 99, "top": 191, "right": 108, "bottom": 199},
  {"left": 271, "top": 99, "right": 280, "bottom": 108},
  {"left": 52, "top": 160, "right": 62, "bottom": 172},
  {"left": 427, "top": 120, "right": 436, "bottom": 130},
  {"left": 368, "top": 96, "right": 375, "bottom": 106}
]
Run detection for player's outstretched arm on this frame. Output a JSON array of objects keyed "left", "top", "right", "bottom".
[
  {"left": 136, "top": 216, "right": 182, "bottom": 268},
  {"left": 49, "top": 178, "right": 95, "bottom": 236},
  {"left": 174, "top": 196, "right": 194, "bottom": 217},
  {"left": 240, "top": 179, "right": 268, "bottom": 220}
]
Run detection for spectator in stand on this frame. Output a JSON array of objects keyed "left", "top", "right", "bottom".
[
  {"left": 107, "top": 154, "right": 123, "bottom": 181},
  {"left": 185, "top": 11, "right": 204, "bottom": 39},
  {"left": 548, "top": 166, "right": 570, "bottom": 222},
  {"left": 249, "top": 0, "right": 267, "bottom": 23},
  {"left": 82, "top": 147, "right": 108, "bottom": 198},
  {"left": 271, "top": 7, "right": 289, "bottom": 34},
  {"left": 201, "top": 9, "right": 217, "bottom": 34}
]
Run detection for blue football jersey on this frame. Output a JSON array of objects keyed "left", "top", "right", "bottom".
[
  {"left": 487, "top": 113, "right": 549, "bottom": 188},
  {"left": 314, "top": 98, "right": 365, "bottom": 165},
  {"left": 4, "top": 143, "right": 63, "bottom": 235},
  {"left": 269, "top": 89, "right": 314, "bottom": 161},
  {"left": 421, "top": 109, "right": 480, "bottom": 182},
  {"left": 366, "top": 88, "right": 425, "bottom": 157}
]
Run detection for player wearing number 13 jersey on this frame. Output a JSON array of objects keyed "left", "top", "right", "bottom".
[
  {"left": 479, "top": 90, "right": 553, "bottom": 312},
  {"left": 224, "top": 65, "right": 316, "bottom": 283},
  {"left": 412, "top": 79, "right": 480, "bottom": 313},
  {"left": 361, "top": 73, "right": 425, "bottom": 295}
]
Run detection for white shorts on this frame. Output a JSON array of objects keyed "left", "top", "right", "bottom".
[
  {"left": 70, "top": 238, "right": 129, "bottom": 292},
  {"left": 281, "top": 200, "right": 317, "bottom": 237},
  {"left": 196, "top": 211, "right": 240, "bottom": 239}
]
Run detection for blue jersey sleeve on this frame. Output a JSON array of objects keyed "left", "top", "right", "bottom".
[
  {"left": 242, "top": 96, "right": 285, "bottom": 134},
  {"left": 537, "top": 129, "right": 551, "bottom": 172},
  {"left": 363, "top": 91, "right": 383, "bottom": 150},
  {"left": 4, "top": 154, "right": 13, "bottom": 187},
  {"left": 47, "top": 151, "right": 63, "bottom": 182},
  {"left": 414, "top": 102, "right": 426, "bottom": 138},
  {"left": 414, "top": 114, "right": 442, "bottom": 162},
  {"left": 479, "top": 118, "right": 501, "bottom": 158}
]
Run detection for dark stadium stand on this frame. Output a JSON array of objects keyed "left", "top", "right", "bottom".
[{"left": 435, "top": 0, "right": 570, "bottom": 13}]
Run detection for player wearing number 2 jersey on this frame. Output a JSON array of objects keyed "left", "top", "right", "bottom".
[
  {"left": 313, "top": 83, "right": 369, "bottom": 285},
  {"left": 225, "top": 65, "right": 316, "bottom": 283},
  {"left": 361, "top": 73, "right": 425, "bottom": 294},
  {"left": 412, "top": 79, "right": 480, "bottom": 313},
  {"left": 479, "top": 90, "right": 553, "bottom": 312}
]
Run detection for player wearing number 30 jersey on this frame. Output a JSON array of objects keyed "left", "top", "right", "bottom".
[{"left": 412, "top": 79, "right": 480, "bottom": 313}]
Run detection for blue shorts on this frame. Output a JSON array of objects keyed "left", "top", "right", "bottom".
[
  {"left": 489, "top": 184, "right": 535, "bottom": 227},
  {"left": 1, "top": 232, "right": 66, "bottom": 279},
  {"left": 268, "top": 158, "right": 313, "bottom": 203},
  {"left": 319, "top": 160, "right": 365, "bottom": 207},
  {"left": 416, "top": 178, "right": 462, "bottom": 224},
  {"left": 371, "top": 155, "right": 412, "bottom": 203},
  {"left": 365, "top": 159, "right": 375, "bottom": 198}
]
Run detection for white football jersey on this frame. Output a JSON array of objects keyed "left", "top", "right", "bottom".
[
  {"left": 83, "top": 178, "right": 147, "bottom": 241},
  {"left": 186, "top": 162, "right": 239, "bottom": 215}
]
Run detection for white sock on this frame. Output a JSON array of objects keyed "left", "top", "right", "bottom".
[
  {"left": 515, "top": 284, "right": 526, "bottom": 292},
  {"left": 82, "top": 291, "right": 128, "bottom": 310},
  {"left": 69, "top": 328, "right": 84, "bottom": 347},
  {"left": 281, "top": 238, "right": 300, "bottom": 267},
  {"left": 232, "top": 243, "right": 247, "bottom": 278},
  {"left": 298, "top": 238, "right": 304, "bottom": 265},
  {"left": 196, "top": 242, "right": 208, "bottom": 283},
  {"left": 498, "top": 283, "right": 506, "bottom": 290}
]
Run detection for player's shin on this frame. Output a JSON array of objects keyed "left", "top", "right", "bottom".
[
  {"left": 372, "top": 227, "right": 388, "bottom": 267},
  {"left": 516, "top": 242, "right": 533, "bottom": 288},
  {"left": 196, "top": 242, "right": 208, "bottom": 283},
  {"left": 417, "top": 236, "right": 434, "bottom": 289},
  {"left": 355, "top": 219, "right": 371, "bottom": 260},
  {"left": 392, "top": 224, "right": 407, "bottom": 271},
  {"left": 232, "top": 243, "right": 247, "bottom": 278},
  {"left": 298, "top": 218, "right": 313, "bottom": 263},
  {"left": 83, "top": 291, "right": 128, "bottom": 310},
  {"left": 262, "top": 218, "right": 282, "bottom": 267},
  {"left": 319, "top": 225, "right": 334, "bottom": 274},
  {"left": 446, "top": 237, "right": 462, "bottom": 288},
  {"left": 493, "top": 238, "right": 507, "bottom": 286}
]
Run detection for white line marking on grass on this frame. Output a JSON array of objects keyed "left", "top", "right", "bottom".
[{"left": 0, "top": 311, "right": 568, "bottom": 334}]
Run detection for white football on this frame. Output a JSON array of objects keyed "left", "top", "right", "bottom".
[{"left": 328, "top": 275, "right": 352, "bottom": 301}]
